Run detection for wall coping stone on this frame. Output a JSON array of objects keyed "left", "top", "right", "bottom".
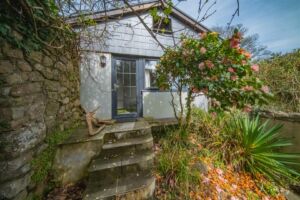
[{"left": 254, "top": 109, "right": 300, "bottom": 122}]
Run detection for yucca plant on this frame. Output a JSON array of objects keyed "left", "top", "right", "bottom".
[{"left": 228, "top": 115, "right": 300, "bottom": 185}]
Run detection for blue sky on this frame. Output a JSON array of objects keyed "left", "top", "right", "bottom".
[{"left": 177, "top": 0, "right": 300, "bottom": 53}]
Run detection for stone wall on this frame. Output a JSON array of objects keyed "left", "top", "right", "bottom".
[
  {"left": 0, "top": 41, "right": 82, "bottom": 199},
  {"left": 255, "top": 109, "right": 300, "bottom": 122}
]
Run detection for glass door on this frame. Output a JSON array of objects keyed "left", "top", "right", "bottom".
[{"left": 113, "top": 58, "right": 138, "bottom": 119}]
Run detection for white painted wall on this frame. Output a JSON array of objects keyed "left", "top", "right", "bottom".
[
  {"left": 80, "top": 53, "right": 208, "bottom": 120},
  {"left": 80, "top": 53, "right": 112, "bottom": 120},
  {"left": 142, "top": 91, "right": 208, "bottom": 119},
  {"left": 80, "top": 12, "right": 198, "bottom": 57}
]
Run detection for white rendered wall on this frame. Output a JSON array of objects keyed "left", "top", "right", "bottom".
[
  {"left": 142, "top": 91, "right": 208, "bottom": 119},
  {"left": 80, "top": 53, "right": 112, "bottom": 120}
]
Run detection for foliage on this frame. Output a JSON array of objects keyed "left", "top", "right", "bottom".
[
  {"left": 0, "top": 0, "right": 76, "bottom": 52},
  {"left": 157, "top": 31, "right": 272, "bottom": 127},
  {"left": 190, "top": 108, "right": 300, "bottom": 185},
  {"left": 154, "top": 117, "right": 285, "bottom": 199},
  {"left": 31, "top": 127, "right": 74, "bottom": 184},
  {"left": 155, "top": 129, "right": 205, "bottom": 199},
  {"left": 212, "top": 24, "right": 272, "bottom": 59},
  {"left": 227, "top": 115, "right": 300, "bottom": 185},
  {"left": 257, "top": 49, "right": 300, "bottom": 112}
]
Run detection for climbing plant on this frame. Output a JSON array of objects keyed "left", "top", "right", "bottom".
[
  {"left": 156, "top": 30, "right": 273, "bottom": 128},
  {"left": 0, "top": 0, "right": 75, "bottom": 52}
]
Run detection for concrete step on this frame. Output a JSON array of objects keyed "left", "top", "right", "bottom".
[
  {"left": 100, "top": 140, "right": 153, "bottom": 159},
  {"left": 103, "top": 127, "right": 151, "bottom": 144},
  {"left": 102, "top": 133, "right": 153, "bottom": 150},
  {"left": 89, "top": 150, "right": 154, "bottom": 172},
  {"left": 83, "top": 170, "right": 155, "bottom": 200}
]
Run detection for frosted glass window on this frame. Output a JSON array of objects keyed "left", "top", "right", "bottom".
[{"left": 145, "top": 60, "right": 158, "bottom": 88}]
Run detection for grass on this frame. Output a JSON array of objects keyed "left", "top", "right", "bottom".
[
  {"left": 155, "top": 129, "right": 202, "bottom": 199},
  {"left": 154, "top": 108, "right": 298, "bottom": 199},
  {"left": 31, "top": 126, "right": 77, "bottom": 184}
]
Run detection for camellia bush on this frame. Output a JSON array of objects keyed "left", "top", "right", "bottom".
[{"left": 156, "top": 30, "right": 272, "bottom": 127}]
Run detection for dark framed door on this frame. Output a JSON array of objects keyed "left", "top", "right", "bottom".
[{"left": 112, "top": 56, "right": 144, "bottom": 120}]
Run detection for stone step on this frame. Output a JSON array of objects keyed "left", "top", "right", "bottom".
[
  {"left": 100, "top": 140, "right": 153, "bottom": 163},
  {"left": 89, "top": 150, "right": 154, "bottom": 172},
  {"left": 102, "top": 133, "right": 153, "bottom": 150},
  {"left": 83, "top": 170, "right": 155, "bottom": 200},
  {"left": 103, "top": 127, "right": 151, "bottom": 144}
]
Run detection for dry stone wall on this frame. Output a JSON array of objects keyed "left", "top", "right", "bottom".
[{"left": 0, "top": 41, "right": 82, "bottom": 199}]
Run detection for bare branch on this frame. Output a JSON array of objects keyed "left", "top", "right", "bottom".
[
  {"left": 227, "top": 0, "right": 240, "bottom": 28},
  {"left": 122, "top": 0, "right": 166, "bottom": 49}
]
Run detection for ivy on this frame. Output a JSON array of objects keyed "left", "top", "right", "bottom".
[{"left": 0, "top": 0, "right": 75, "bottom": 53}]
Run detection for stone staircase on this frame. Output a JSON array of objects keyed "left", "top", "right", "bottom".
[{"left": 83, "top": 121, "right": 155, "bottom": 200}]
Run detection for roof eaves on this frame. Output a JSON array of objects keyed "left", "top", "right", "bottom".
[
  {"left": 67, "top": 0, "right": 210, "bottom": 33},
  {"left": 66, "top": 1, "right": 160, "bottom": 25}
]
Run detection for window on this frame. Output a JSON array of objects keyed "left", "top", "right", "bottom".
[
  {"left": 145, "top": 60, "right": 158, "bottom": 89},
  {"left": 152, "top": 16, "right": 172, "bottom": 34}
]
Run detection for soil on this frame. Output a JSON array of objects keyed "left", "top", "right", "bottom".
[{"left": 45, "top": 182, "right": 86, "bottom": 200}]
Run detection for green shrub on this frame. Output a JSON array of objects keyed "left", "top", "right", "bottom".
[
  {"left": 228, "top": 115, "right": 300, "bottom": 185},
  {"left": 190, "top": 108, "right": 300, "bottom": 185},
  {"left": 258, "top": 50, "right": 300, "bottom": 112}
]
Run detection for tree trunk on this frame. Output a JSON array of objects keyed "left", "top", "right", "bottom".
[{"left": 184, "top": 89, "right": 193, "bottom": 129}]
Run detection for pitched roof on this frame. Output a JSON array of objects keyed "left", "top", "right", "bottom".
[{"left": 67, "top": 0, "right": 210, "bottom": 33}]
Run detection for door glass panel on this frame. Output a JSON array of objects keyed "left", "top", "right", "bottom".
[{"left": 116, "top": 59, "right": 137, "bottom": 115}]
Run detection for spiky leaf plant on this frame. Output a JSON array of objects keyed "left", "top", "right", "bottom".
[{"left": 229, "top": 115, "right": 300, "bottom": 184}]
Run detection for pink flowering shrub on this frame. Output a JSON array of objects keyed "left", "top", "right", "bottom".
[{"left": 157, "top": 30, "right": 272, "bottom": 124}]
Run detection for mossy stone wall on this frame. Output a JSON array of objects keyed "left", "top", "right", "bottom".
[{"left": 0, "top": 40, "right": 83, "bottom": 199}]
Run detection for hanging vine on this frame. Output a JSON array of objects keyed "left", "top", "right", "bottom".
[{"left": 0, "top": 0, "right": 76, "bottom": 53}]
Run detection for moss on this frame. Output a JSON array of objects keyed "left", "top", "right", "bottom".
[{"left": 31, "top": 126, "right": 76, "bottom": 184}]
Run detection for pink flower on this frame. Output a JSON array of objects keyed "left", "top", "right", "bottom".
[
  {"left": 216, "top": 168, "right": 223, "bottom": 176},
  {"left": 251, "top": 64, "right": 259, "bottom": 72},
  {"left": 200, "top": 47, "right": 207, "bottom": 54},
  {"left": 228, "top": 67, "right": 235, "bottom": 73},
  {"left": 231, "top": 75, "right": 237, "bottom": 81},
  {"left": 242, "top": 86, "right": 254, "bottom": 91},
  {"left": 215, "top": 185, "right": 223, "bottom": 193},
  {"left": 230, "top": 38, "right": 240, "bottom": 49},
  {"left": 202, "top": 177, "right": 210, "bottom": 184},
  {"left": 219, "top": 176, "right": 226, "bottom": 182},
  {"left": 205, "top": 60, "right": 214, "bottom": 69},
  {"left": 261, "top": 85, "right": 270, "bottom": 93},
  {"left": 243, "top": 51, "right": 252, "bottom": 59},
  {"left": 241, "top": 60, "right": 247, "bottom": 65},
  {"left": 198, "top": 62, "right": 205, "bottom": 70},
  {"left": 232, "top": 184, "right": 238, "bottom": 190}
]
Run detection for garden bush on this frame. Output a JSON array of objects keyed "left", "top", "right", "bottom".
[
  {"left": 257, "top": 50, "right": 300, "bottom": 112},
  {"left": 157, "top": 31, "right": 272, "bottom": 128},
  {"left": 154, "top": 110, "right": 290, "bottom": 199},
  {"left": 190, "top": 109, "right": 300, "bottom": 185}
]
